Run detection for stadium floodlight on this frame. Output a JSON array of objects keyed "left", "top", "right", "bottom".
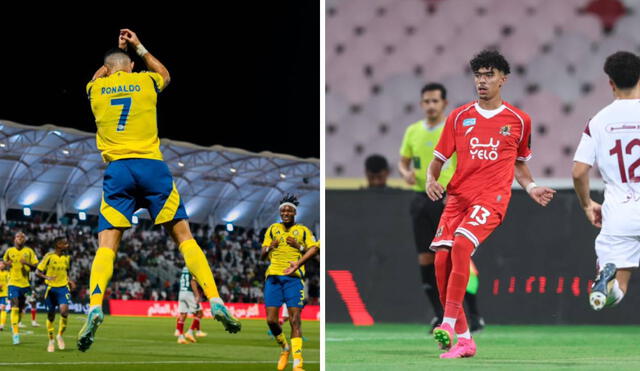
[
  {"left": 62, "top": 149, "right": 70, "bottom": 155},
  {"left": 280, "top": 173, "right": 287, "bottom": 179},
  {"left": 226, "top": 222, "right": 234, "bottom": 232},
  {"left": 0, "top": 143, "right": 6, "bottom": 148},
  {"left": 224, "top": 209, "right": 241, "bottom": 222},
  {"left": 230, "top": 168, "right": 237, "bottom": 173},
  {"left": 178, "top": 161, "right": 185, "bottom": 167},
  {"left": 79, "top": 211, "right": 87, "bottom": 221},
  {"left": 132, "top": 215, "right": 139, "bottom": 224},
  {"left": 23, "top": 207, "right": 31, "bottom": 217}
]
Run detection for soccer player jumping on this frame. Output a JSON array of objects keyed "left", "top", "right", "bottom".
[
  {"left": 78, "top": 29, "right": 240, "bottom": 351},
  {"left": 426, "top": 50, "right": 555, "bottom": 358},
  {"left": 572, "top": 51, "right": 640, "bottom": 311}
]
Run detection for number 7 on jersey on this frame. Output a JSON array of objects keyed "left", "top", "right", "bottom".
[{"left": 111, "top": 97, "right": 132, "bottom": 132}]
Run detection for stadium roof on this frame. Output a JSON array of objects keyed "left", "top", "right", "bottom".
[{"left": 0, "top": 120, "right": 320, "bottom": 229}]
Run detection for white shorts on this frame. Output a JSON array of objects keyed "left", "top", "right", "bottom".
[
  {"left": 25, "top": 291, "right": 36, "bottom": 302},
  {"left": 178, "top": 291, "right": 202, "bottom": 314},
  {"left": 595, "top": 234, "right": 640, "bottom": 269}
]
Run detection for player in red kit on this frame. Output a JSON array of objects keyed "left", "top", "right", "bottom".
[{"left": 426, "top": 50, "right": 556, "bottom": 358}]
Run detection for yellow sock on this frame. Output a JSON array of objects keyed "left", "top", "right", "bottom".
[
  {"left": 179, "top": 239, "right": 220, "bottom": 299},
  {"left": 46, "top": 319, "right": 55, "bottom": 340},
  {"left": 291, "top": 337, "right": 303, "bottom": 366},
  {"left": 275, "top": 332, "right": 289, "bottom": 350},
  {"left": 0, "top": 309, "right": 6, "bottom": 326},
  {"left": 11, "top": 307, "right": 20, "bottom": 334},
  {"left": 58, "top": 316, "right": 68, "bottom": 336},
  {"left": 89, "top": 247, "right": 116, "bottom": 306}
]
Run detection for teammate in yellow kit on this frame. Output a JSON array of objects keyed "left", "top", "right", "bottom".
[
  {"left": 0, "top": 261, "right": 9, "bottom": 331},
  {"left": 262, "top": 194, "right": 318, "bottom": 371},
  {"left": 2, "top": 232, "right": 38, "bottom": 345},
  {"left": 78, "top": 29, "right": 240, "bottom": 351},
  {"left": 36, "top": 237, "right": 76, "bottom": 352}
]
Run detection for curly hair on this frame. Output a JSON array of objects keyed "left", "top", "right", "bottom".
[
  {"left": 604, "top": 51, "right": 640, "bottom": 89},
  {"left": 470, "top": 49, "right": 510, "bottom": 75},
  {"left": 279, "top": 193, "right": 299, "bottom": 207}
]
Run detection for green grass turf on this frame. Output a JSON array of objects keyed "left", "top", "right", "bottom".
[
  {"left": 327, "top": 323, "right": 640, "bottom": 371},
  {"left": 0, "top": 314, "right": 319, "bottom": 371}
]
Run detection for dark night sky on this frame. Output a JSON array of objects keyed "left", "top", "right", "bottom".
[{"left": 0, "top": 4, "right": 319, "bottom": 159}]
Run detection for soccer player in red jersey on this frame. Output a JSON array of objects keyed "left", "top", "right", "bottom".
[{"left": 426, "top": 50, "right": 556, "bottom": 358}]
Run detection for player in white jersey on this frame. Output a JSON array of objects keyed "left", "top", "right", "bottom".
[
  {"left": 175, "top": 267, "right": 206, "bottom": 343},
  {"left": 572, "top": 51, "right": 640, "bottom": 311}
]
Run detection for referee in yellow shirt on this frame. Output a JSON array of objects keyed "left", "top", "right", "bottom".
[
  {"left": 78, "top": 29, "right": 240, "bottom": 351},
  {"left": 398, "top": 83, "right": 456, "bottom": 332}
]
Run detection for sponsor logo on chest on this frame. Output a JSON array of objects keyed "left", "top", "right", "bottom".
[{"left": 469, "top": 137, "right": 500, "bottom": 160}]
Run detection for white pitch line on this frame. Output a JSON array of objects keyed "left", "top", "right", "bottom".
[
  {"left": 326, "top": 336, "right": 427, "bottom": 342},
  {"left": 0, "top": 360, "right": 320, "bottom": 366}
]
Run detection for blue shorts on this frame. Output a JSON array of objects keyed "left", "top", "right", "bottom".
[
  {"left": 98, "top": 159, "right": 188, "bottom": 232},
  {"left": 0, "top": 296, "right": 7, "bottom": 306},
  {"left": 45, "top": 286, "right": 70, "bottom": 312},
  {"left": 264, "top": 276, "right": 305, "bottom": 308},
  {"left": 8, "top": 286, "right": 30, "bottom": 300}
]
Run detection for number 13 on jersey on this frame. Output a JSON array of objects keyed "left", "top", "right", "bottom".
[{"left": 111, "top": 97, "right": 132, "bottom": 132}]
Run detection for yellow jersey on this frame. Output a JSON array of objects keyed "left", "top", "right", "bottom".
[
  {"left": 37, "top": 252, "right": 70, "bottom": 288},
  {"left": 87, "top": 71, "right": 166, "bottom": 163},
  {"left": 2, "top": 246, "right": 38, "bottom": 288},
  {"left": 0, "top": 270, "right": 9, "bottom": 297},
  {"left": 262, "top": 223, "right": 318, "bottom": 278}
]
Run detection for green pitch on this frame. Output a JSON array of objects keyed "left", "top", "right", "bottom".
[
  {"left": 327, "top": 323, "right": 640, "bottom": 371},
  {"left": 0, "top": 315, "right": 319, "bottom": 371}
]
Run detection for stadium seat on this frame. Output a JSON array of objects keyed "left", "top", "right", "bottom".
[{"left": 327, "top": 0, "right": 627, "bottom": 178}]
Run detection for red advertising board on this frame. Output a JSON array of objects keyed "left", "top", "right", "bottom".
[{"left": 109, "top": 300, "right": 320, "bottom": 320}]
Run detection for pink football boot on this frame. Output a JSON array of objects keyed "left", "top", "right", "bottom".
[{"left": 440, "top": 337, "right": 477, "bottom": 358}]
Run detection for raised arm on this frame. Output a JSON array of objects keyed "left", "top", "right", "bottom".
[
  {"left": 515, "top": 160, "right": 555, "bottom": 207},
  {"left": 120, "top": 29, "right": 171, "bottom": 88},
  {"left": 91, "top": 66, "right": 109, "bottom": 82}
]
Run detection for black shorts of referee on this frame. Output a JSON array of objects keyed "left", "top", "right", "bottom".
[{"left": 409, "top": 191, "right": 445, "bottom": 253}]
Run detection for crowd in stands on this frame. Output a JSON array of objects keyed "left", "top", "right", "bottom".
[{"left": 0, "top": 219, "right": 320, "bottom": 305}]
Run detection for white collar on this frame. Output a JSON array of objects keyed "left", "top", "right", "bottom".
[
  {"left": 474, "top": 103, "right": 505, "bottom": 119},
  {"left": 422, "top": 119, "right": 445, "bottom": 131}
]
